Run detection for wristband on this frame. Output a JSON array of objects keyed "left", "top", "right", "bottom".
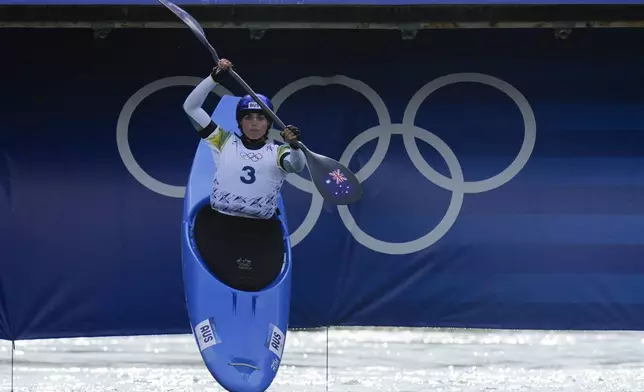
[{"left": 210, "top": 67, "right": 229, "bottom": 83}]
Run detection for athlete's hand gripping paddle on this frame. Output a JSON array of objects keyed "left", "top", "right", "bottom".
[{"left": 158, "top": 0, "right": 362, "bottom": 205}]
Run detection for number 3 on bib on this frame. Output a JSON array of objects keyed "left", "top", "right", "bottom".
[{"left": 240, "top": 166, "right": 256, "bottom": 184}]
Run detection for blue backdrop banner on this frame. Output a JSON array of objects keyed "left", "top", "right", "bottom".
[{"left": 1, "top": 28, "right": 643, "bottom": 340}]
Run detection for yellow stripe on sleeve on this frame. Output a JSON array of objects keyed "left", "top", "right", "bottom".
[
  {"left": 276, "top": 144, "right": 291, "bottom": 171},
  {"left": 204, "top": 126, "right": 232, "bottom": 151}
]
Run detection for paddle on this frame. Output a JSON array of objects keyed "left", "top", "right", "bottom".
[{"left": 158, "top": 0, "right": 362, "bottom": 205}]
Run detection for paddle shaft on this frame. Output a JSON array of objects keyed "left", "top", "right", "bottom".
[
  {"left": 203, "top": 38, "right": 308, "bottom": 151},
  {"left": 159, "top": 0, "right": 363, "bottom": 205},
  {"left": 228, "top": 69, "right": 308, "bottom": 152},
  {"left": 157, "top": 0, "right": 307, "bottom": 151}
]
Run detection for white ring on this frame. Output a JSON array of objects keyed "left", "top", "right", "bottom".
[
  {"left": 337, "top": 124, "right": 464, "bottom": 255},
  {"left": 116, "top": 76, "right": 233, "bottom": 198},
  {"left": 402, "top": 73, "right": 536, "bottom": 194},
  {"left": 116, "top": 73, "right": 535, "bottom": 254},
  {"left": 339, "top": 123, "right": 398, "bottom": 182},
  {"left": 288, "top": 191, "right": 324, "bottom": 248},
  {"left": 268, "top": 75, "right": 393, "bottom": 194}
]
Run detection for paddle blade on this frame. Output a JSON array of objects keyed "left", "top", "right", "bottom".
[
  {"left": 157, "top": 0, "right": 220, "bottom": 62},
  {"left": 304, "top": 150, "right": 362, "bottom": 205}
]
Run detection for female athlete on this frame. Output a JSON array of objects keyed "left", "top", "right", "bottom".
[{"left": 182, "top": 58, "right": 305, "bottom": 291}]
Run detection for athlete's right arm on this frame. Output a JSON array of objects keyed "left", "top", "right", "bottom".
[
  {"left": 182, "top": 73, "right": 233, "bottom": 152},
  {"left": 183, "top": 74, "right": 219, "bottom": 136},
  {"left": 183, "top": 59, "right": 232, "bottom": 135}
]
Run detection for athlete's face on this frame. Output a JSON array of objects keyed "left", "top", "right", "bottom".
[{"left": 240, "top": 112, "right": 269, "bottom": 140}]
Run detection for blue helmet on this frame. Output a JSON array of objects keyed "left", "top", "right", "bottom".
[{"left": 235, "top": 94, "right": 274, "bottom": 123}]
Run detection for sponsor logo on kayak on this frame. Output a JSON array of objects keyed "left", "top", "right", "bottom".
[
  {"left": 236, "top": 258, "right": 253, "bottom": 281},
  {"left": 266, "top": 324, "right": 285, "bottom": 358},
  {"left": 271, "top": 357, "right": 280, "bottom": 372},
  {"left": 195, "top": 318, "right": 220, "bottom": 352},
  {"left": 236, "top": 258, "right": 252, "bottom": 271}
]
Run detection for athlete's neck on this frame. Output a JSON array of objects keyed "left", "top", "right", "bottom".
[{"left": 240, "top": 134, "right": 267, "bottom": 150}]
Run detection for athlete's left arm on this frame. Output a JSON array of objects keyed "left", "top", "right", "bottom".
[
  {"left": 277, "top": 145, "right": 306, "bottom": 173},
  {"left": 277, "top": 125, "right": 306, "bottom": 173}
]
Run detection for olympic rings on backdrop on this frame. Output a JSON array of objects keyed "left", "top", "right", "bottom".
[
  {"left": 117, "top": 73, "right": 536, "bottom": 255},
  {"left": 116, "top": 76, "right": 233, "bottom": 198}
]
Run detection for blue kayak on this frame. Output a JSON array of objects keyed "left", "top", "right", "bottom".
[{"left": 181, "top": 138, "right": 292, "bottom": 392}]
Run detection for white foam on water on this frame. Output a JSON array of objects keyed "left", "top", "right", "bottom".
[{"left": 2, "top": 328, "right": 644, "bottom": 391}]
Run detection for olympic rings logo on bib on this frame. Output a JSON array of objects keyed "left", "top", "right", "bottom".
[
  {"left": 117, "top": 73, "right": 536, "bottom": 256},
  {"left": 240, "top": 151, "right": 263, "bottom": 162}
]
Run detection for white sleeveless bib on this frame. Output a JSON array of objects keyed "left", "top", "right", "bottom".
[{"left": 210, "top": 136, "right": 287, "bottom": 219}]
